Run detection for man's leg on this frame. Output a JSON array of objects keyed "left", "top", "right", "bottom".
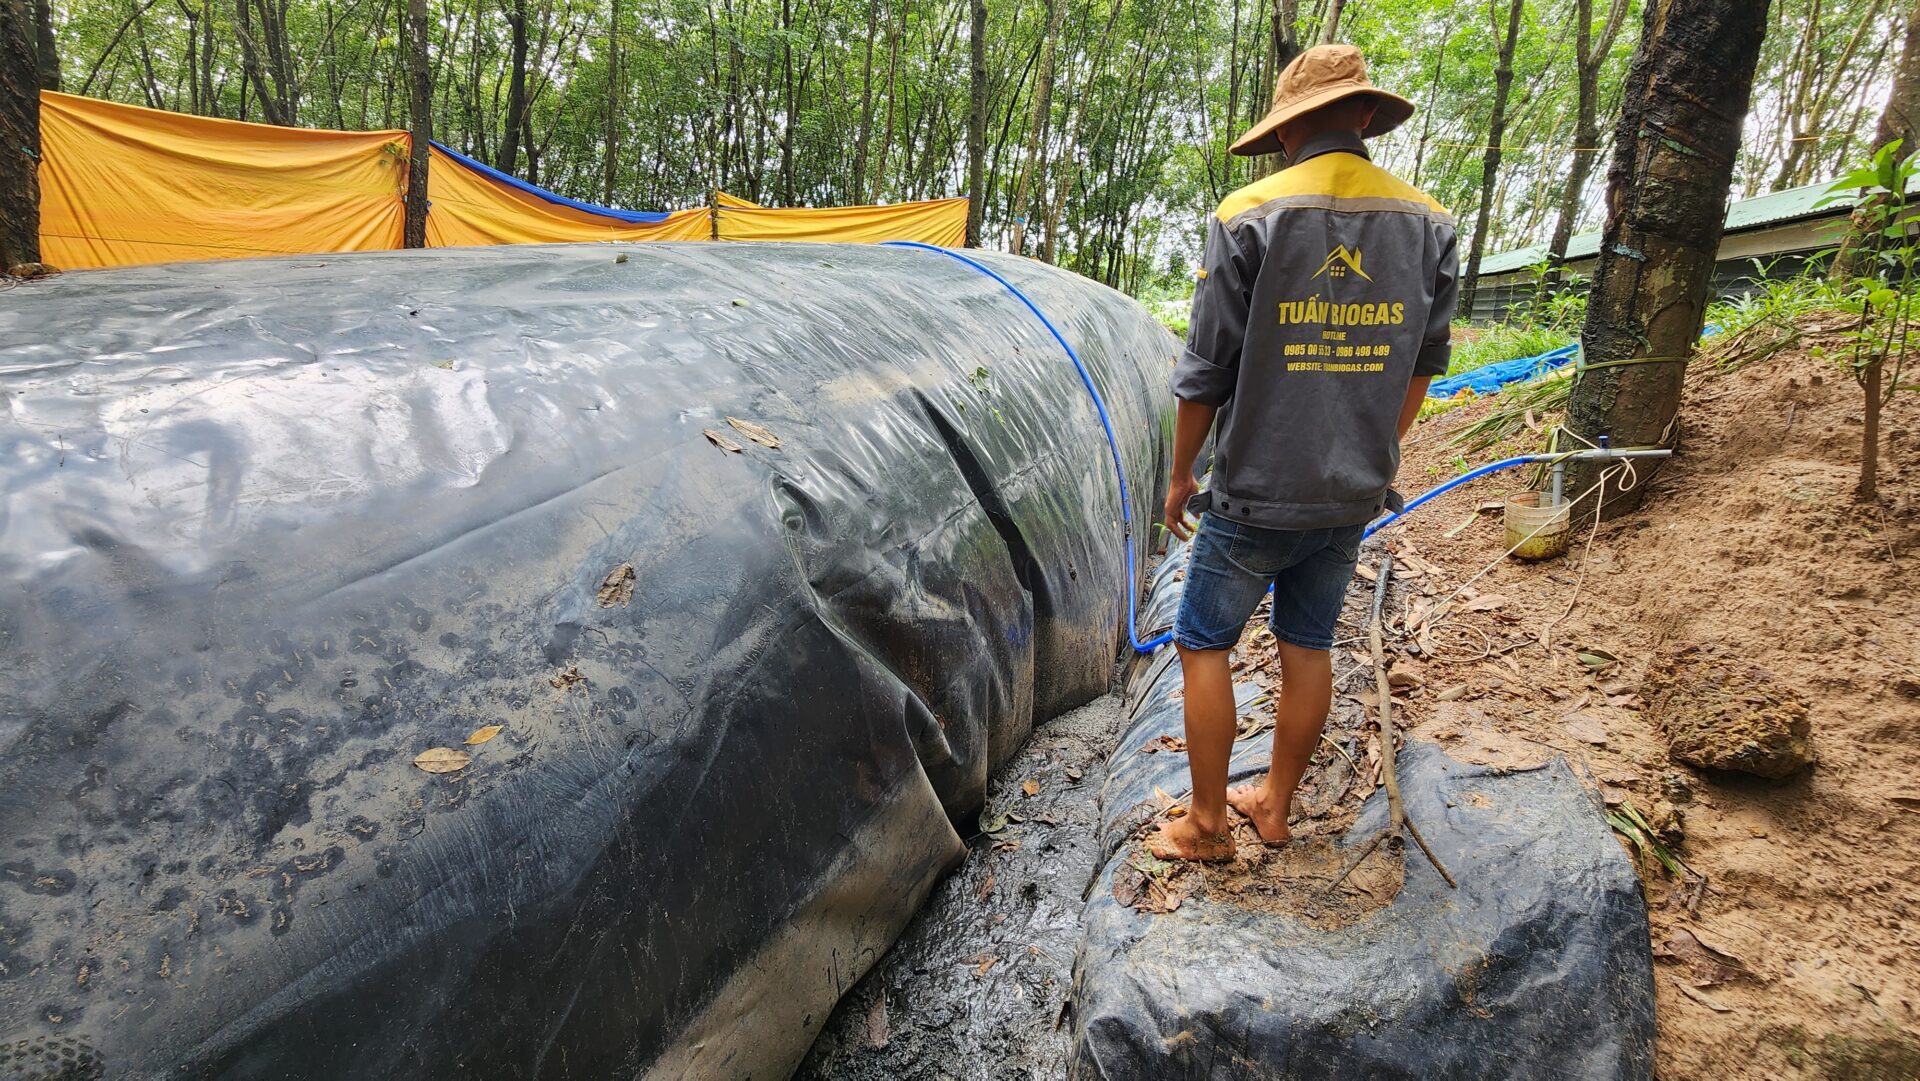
[
  {"left": 1148, "top": 513, "right": 1275, "bottom": 862},
  {"left": 1225, "top": 523, "right": 1362, "bottom": 844},
  {"left": 1226, "top": 641, "right": 1332, "bottom": 843},
  {"left": 1148, "top": 644, "right": 1237, "bottom": 860}
]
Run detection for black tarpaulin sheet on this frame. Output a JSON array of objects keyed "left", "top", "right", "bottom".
[
  {"left": 1069, "top": 546, "right": 1657, "bottom": 1081},
  {"left": 0, "top": 243, "right": 1172, "bottom": 1080}
]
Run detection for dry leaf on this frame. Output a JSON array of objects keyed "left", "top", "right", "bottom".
[
  {"left": 1354, "top": 562, "right": 1378, "bottom": 582},
  {"left": 596, "top": 563, "right": 636, "bottom": 608},
  {"left": 1150, "top": 786, "right": 1177, "bottom": 810},
  {"left": 1670, "top": 976, "right": 1733, "bottom": 1013},
  {"left": 1656, "top": 927, "right": 1755, "bottom": 987},
  {"left": 1165, "top": 804, "right": 1188, "bottom": 819},
  {"left": 549, "top": 666, "right": 586, "bottom": 691},
  {"left": 702, "top": 428, "right": 744, "bottom": 453},
  {"left": 865, "top": 993, "right": 889, "bottom": 1049},
  {"left": 974, "top": 955, "right": 999, "bottom": 977},
  {"left": 1562, "top": 715, "right": 1609, "bottom": 746},
  {"left": 1461, "top": 594, "right": 1509, "bottom": 613},
  {"left": 725, "top": 416, "right": 783, "bottom": 449},
  {"left": 1139, "top": 735, "right": 1187, "bottom": 754},
  {"left": 412, "top": 747, "right": 471, "bottom": 774},
  {"left": 464, "top": 724, "right": 503, "bottom": 746},
  {"left": 1435, "top": 683, "right": 1469, "bottom": 702},
  {"left": 976, "top": 871, "right": 995, "bottom": 902},
  {"left": 1022, "top": 778, "right": 1040, "bottom": 798}
]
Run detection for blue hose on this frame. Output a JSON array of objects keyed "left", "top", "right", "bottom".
[
  {"left": 884, "top": 241, "right": 1541, "bottom": 655},
  {"left": 884, "top": 240, "right": 1173, "bottom": 651},
  {"left": 1362, "top": 456, "right": 1536, "bottom": 538}
]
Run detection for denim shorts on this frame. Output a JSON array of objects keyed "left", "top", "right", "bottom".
[{"left": 1172, "top": 513, "right": 1365, "bottom": 652}]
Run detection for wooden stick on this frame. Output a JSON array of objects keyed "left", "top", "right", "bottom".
[{"left": 1327, "top": 553, "right": 1459, "bottom": 895}]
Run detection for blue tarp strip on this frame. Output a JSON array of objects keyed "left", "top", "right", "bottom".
[
  {"left": 1428, "top": 341, "right": 1578, "bottom": 399},
  {"left": 1428, "top": 324, "right": 1722, "bottom": 400},
  {"left": 430, "top": 141, "right": 672, "bottom": 224}
]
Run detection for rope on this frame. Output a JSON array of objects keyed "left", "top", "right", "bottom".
[{"left": 1573, "top": 353, "right": 1691, "bottom": 374}]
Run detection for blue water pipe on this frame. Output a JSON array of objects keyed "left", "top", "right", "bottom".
[{"left": 884, "top": 242, "right": 1566, "bottom": 655}]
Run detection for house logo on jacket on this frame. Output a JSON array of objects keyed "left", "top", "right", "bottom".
[{"left": 1312, "top": 244, "right": 1371, "bottom": 282}]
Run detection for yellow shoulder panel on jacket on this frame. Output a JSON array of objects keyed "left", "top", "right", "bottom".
[{"left": 1214, "top": 153, "right": 1450, "bottom": 224}]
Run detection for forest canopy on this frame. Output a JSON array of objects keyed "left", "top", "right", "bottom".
[{"left": 29, "top": 0, "right": 1906, "bottom": 294}]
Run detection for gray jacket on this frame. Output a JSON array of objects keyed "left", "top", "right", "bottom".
[{"left": 1173, "top": 130, "right": 1458, "bottom": 531}]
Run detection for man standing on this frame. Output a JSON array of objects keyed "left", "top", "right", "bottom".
[{"left": 1152, "top": 44, "right": 1457, "bottom": 861}]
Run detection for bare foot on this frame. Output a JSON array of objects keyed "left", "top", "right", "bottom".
[
  {"left": 1146, "top": 817, "right": 1235, "bottom": 862},
  {"left": 1227, "top": 783, "right": 1291, "bottom": 845}
]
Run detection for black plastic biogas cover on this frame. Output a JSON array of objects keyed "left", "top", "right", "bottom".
[
  {"left": 1068, "top": 546, "right": 1658, "bottom": 1081},
  {"left": 0, "top": 243, "right": 1173, "bottom": 1080}
]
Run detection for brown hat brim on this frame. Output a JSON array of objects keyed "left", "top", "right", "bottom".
[{"left": 1228, "top": 86, "right": 1416, "bottom": 157}]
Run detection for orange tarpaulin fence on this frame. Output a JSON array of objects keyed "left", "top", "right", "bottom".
[
  {"left": 716, "top": 195, "right": 968, "bottom": 246},
  {"left": 35, "top": 92, "right": 970, "bottom": 270},
  {"left": 424, "top": 146, "right": 711, "bottom": 246},
  {"left": 37, "top": 91, "right": 409, "bottom": 269}
]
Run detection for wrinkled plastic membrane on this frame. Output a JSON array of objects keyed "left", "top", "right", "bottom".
[
  {"left": 0, "top": 243, "right": 1172, "bottom": 1080},
  {"left": 1069, "top": 547, "right": 1657, "bottom": 1081}
]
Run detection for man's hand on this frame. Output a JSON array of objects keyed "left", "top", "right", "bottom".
[
  {"left": 1163, "top": 472, "right": 1198, "bottom": 541},
  {"left": 1164, "top": 397, "right": 1217, "bottom": 542}
]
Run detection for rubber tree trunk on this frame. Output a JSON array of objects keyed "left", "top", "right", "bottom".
[
  {"left": 498, "top": 0, "right": 529, "bottom": 176},
  {"left": 0, "top": 0, "right": 38, "bottom": 271},
  {"left": 965, "top": 0, "right": 986, "bottom": 247},
  {"left": 1258, "top": 0, "right": 1300, "bottom": 178},
  {"left": 402, "top": 0, "right": 431, "bottom": 248},
  {"left": 1321, "top": 0, "right": 1346, "bottom": 41},
  {"left": 602, "top": 0, "right": 619, "bottom": 205},
  {"left": 1838, "top": 0, "right": 1920, "bottom": 500},
  {"left": 1459, "top": 0, "right": 1526, "bottom": 318},
  {"left": 235, "top": 0, "right": 291, "bottom": 125},
  {"left": 1545, "top": 0, "right": 1630, "bottom": 290},
  {"left": 1833, "top": 0, "right": 1920, "bottom": 280},
  {"left": 1563, "top": 0, "right": 1772, "bottom": 512},
  {"left": 1006, "top": 0, "right": 1061, "bottom": 256},
  {"left": 32, "top": 0, "right": 54, "bottom": 90}
]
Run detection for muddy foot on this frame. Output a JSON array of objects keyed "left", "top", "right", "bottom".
[
  {"left": 1227, "top": 783, "right": 1291, "bottom": 845},
  {"left": 1147, "top": 817, "right": 1235, "bottom": 862}
]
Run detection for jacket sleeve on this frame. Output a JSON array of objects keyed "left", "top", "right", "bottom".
[
  {"left": 1414, "top": 223, "right": 1459, "bottom": 378},
  {"left": 1171, "top": 216, "right": 1254, "bottom": 406}
]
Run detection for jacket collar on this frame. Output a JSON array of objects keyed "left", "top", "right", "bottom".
[{"left": 1286, "top": 129, "right": 1370, "bottom": 167}]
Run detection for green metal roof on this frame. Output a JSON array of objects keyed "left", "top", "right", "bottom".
[{"left": 1478, "top": 172, "right": 1914, "bottom": 278}]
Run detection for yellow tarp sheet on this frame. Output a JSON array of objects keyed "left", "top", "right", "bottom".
[
  {"left": 717, "top": 196, "right": 968, "bottom": 246},
  {"left": 428, "top": 147, "right": 712, "bottom": 246},
  {"left": 38, "top": 91, "right": 408, "bottom": 269},
  {"left": 35, "top": 92, "right": 969, "bottom": 268}
]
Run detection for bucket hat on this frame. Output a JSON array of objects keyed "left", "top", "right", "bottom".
[{"left": 1230, "top": 43, "right": 1415, "bottom": 157}]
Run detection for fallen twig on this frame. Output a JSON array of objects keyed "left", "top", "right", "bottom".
[{"left": 1328, "top": 555, "right": 1460, "bottom": 894}]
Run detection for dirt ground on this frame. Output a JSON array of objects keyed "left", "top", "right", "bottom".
[{"left": 1373, "top": 325, "right": 1920, "bottom": 1078}]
